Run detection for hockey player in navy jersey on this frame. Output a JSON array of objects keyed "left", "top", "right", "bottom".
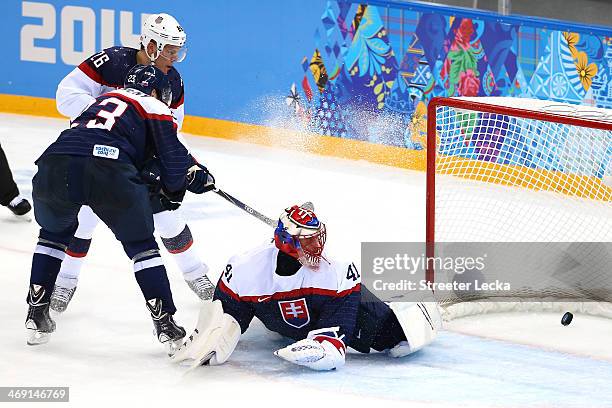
[
  {"left": 172, "top": 203, "right": 441, "bottom": 371},
  {"left": 26, "top": 65, "right": 194, "bottom": 353},
  {"left": 52, "top": 13, "right": 215, "bottom": 312}
]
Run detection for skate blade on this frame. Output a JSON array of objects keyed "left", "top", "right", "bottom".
[
  {"left": 164, "top": 339, "right": 184, "bottom": 357},
  {"left": 27, "top": 329, "right": 50, "bottom": 345}
]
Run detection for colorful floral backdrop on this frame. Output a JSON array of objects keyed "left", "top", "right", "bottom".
[{"left": 286, "top": 1, "right": 612, "bottom": 152}]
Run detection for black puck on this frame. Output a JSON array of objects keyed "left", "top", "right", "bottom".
[{"left": 561, "top": 312, "right": 573, "bottom": 326}]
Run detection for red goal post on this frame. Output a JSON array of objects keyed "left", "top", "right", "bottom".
[{"left": 425, "top": 97, "right": 612, "bottom": 319}]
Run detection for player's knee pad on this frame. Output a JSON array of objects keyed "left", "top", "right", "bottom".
[
  {"left": 153, "top": 210, "right": 186, "bottom": 238},
  {"left": 132, "top": 248, "right": 164, "bottom": 273},
  {"left": 122, "top": 237, "right": 159, "bottom": 260},
  {"left": 388, "top": 302, "right": 442, "bottom": 357},
  {"left": 34, "top": 236, "right": 67, "bottom": 261},
  {"left": 75, "top": 206, "right": 100, "bottom": 239},
  {"left": 160, "top": 225, "right": 193, "bottom": 254}
]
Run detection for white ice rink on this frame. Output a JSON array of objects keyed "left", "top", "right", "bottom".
[{"left": 1, "top": 113, "right": 611, "bottom": 408}]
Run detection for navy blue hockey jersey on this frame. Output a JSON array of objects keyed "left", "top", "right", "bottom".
[
  {"left": 57, "top": 46, "right": 185, "bottom": 127},
  {"left": 40, "top": 88, "right": 189, "bottom": 193},
  {"left": 213, "top": 243, "right": 406, "bottom": 353}
]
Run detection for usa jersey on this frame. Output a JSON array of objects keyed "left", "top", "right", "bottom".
[
  {"left": 213, "top": 242, "right": 406, "bottom": 353},
  {"left": 56, "top": 46, "right": 185, "bottom": 128},
  {"left": 40, "top": 88, "right": 189, "bottom": 193}
]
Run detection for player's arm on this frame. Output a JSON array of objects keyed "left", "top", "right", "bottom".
[
  {"left": 56, "top": 67, "right": 100, "bottom": 120},
  {"left": 138, "top": 153, "right": 215, "bottom": 196},
  {"left": 163, "top": 78, "right": 215, "bottom": 194},
  {"left": 56, "top": 51, "right": 111, "bottom": 120},
  {"left": 275, "top": 262, "right": 361, "bottom": 371},
  {"left": 169, "top": 76, "right": 185, "bottom": 130},
  {"left": 145, "top": 112, "right": 190, "bottom": 210}
]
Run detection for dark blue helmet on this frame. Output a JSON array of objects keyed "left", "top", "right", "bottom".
[{"left": 124, "top": 64, "right": 172, "bottom": 106}]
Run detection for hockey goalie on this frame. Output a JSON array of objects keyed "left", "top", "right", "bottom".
[{"left": 172, "top": 203, "right": 441, "bottom": 371}]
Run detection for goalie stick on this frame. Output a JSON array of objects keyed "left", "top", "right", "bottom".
[{"left": 213, "top": 188, "right": 277, "bottom": 227}]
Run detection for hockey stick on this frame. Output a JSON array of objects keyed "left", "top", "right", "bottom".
[{"left": 213, "top": 188, "right": 277, "bottom": 227}]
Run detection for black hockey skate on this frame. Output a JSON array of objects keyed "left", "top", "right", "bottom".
[
  {"left": 8, "top": 197, "right": 32, "bottom": 216},
  {"left": 25, "top": 284, "right": 56, "bottom": 345},
  {"left": 146, "top": 298, "right": 186, "bottom": 356}
]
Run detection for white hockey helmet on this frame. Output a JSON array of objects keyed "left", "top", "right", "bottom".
[{"left": 140, "top": 13, "right": 187, "bottom": 62}]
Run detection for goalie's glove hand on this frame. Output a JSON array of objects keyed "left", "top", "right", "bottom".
[
  {"left": 160, "top": 186, "right": 186, "bottom": 211},
  {"left": 274, "top": 330, "right": 346, "bottom": 371},
  {"left": 187, "top": 163, "right": 215, "bottom": 194}
]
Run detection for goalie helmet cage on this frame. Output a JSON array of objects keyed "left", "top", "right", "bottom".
[{"left": 426, "top": 97, "right": 612, "bottom": 320}]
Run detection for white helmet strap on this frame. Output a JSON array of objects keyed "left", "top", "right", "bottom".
[{"left": 143, "top": 40, "right": 160, "bottom": 61}]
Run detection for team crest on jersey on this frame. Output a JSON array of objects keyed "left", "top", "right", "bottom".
[{"left": 278, "top": 298, "right": 310, "bottom": 328}]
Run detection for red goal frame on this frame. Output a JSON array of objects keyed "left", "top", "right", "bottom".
[{"left": 425, "top": 97, "right": 612, "bottom": 283}]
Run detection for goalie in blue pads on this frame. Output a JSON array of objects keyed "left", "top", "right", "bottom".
[{"left": 173, "top": 203, "right": 441, "bottom": 371}]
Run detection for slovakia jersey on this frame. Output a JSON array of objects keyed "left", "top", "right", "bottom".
[
  {"left": 214, "top": 242, "right": 405, "bottom": 353},
  {"left": 56, "top": 46, "right": 185, "bottom": 129},
  {"left": 39, "top": 88, "right": 189, "bottom": 193}
]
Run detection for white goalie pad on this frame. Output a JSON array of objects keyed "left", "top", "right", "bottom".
[
  {"left": 171, "top": 300, "right": 241, "bottom": 368},
  {"left": 388, "top": 302, "right": 442, "bottom": 357}
]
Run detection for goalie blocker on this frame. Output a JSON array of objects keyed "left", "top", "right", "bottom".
[{"left": 172, "top": 204, "right": 441, "bottom": 371}]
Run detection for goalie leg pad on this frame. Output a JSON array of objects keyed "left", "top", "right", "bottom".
[
  {"left": 388, "top": 302, "right": 441, "bottom": 357},
  {"left": 172, "top": 300, "right": 240, "bottom": 367}
]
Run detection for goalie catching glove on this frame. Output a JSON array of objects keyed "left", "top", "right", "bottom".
[
  {"left": 274, "top": 327, "right": 346, "bottom": 371},
  {"left": 171, "top": 300, "right": 240, "bottom": 368}
]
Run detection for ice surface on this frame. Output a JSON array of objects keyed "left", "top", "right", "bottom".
[{"left": 1, "top": 113, "right": 611, "bottom": 408}]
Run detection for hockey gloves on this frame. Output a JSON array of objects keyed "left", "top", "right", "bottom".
[
  {"left": 140, "top": 159, "right": 162, "bottom": 195},
  {"left": 187, "top": 163, "right": 215, "bottom": 194},
  {"left": 160, "top": 187, "right": 186, "bottom": 211},
  {"left": 274, "top": 327, "right": 346, "bottom": 371}
]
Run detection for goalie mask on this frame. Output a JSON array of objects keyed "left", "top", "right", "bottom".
[{"left": 274, "top": 203, "right": 326, "bottom": 268}]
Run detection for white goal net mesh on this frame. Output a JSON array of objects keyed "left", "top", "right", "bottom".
[{"left": 428, "top": 97, "right": 612, "bottom": 319}]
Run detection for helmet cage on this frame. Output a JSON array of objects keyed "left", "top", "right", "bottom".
[
  {"left": 295, "top": 224, "right": 326, "bottom": 267},
  {"left": 274, "top": 207, "right": 327, "bottom": 268}
]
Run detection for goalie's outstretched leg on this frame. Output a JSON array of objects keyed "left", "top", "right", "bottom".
[
  {"left": 387, "top": 301, "right": 442, "bottom": 357},
  {"left": 172, "top": 300, "right": 241, "bottom": 367}
]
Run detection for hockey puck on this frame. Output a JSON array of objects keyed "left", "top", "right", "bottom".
[{"left": 561, "top": 312, "right": 573, "bottom": 326}]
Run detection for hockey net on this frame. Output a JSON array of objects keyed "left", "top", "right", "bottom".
[{"left": 426, "top": 97, "right": 612, "bottom": 320}]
